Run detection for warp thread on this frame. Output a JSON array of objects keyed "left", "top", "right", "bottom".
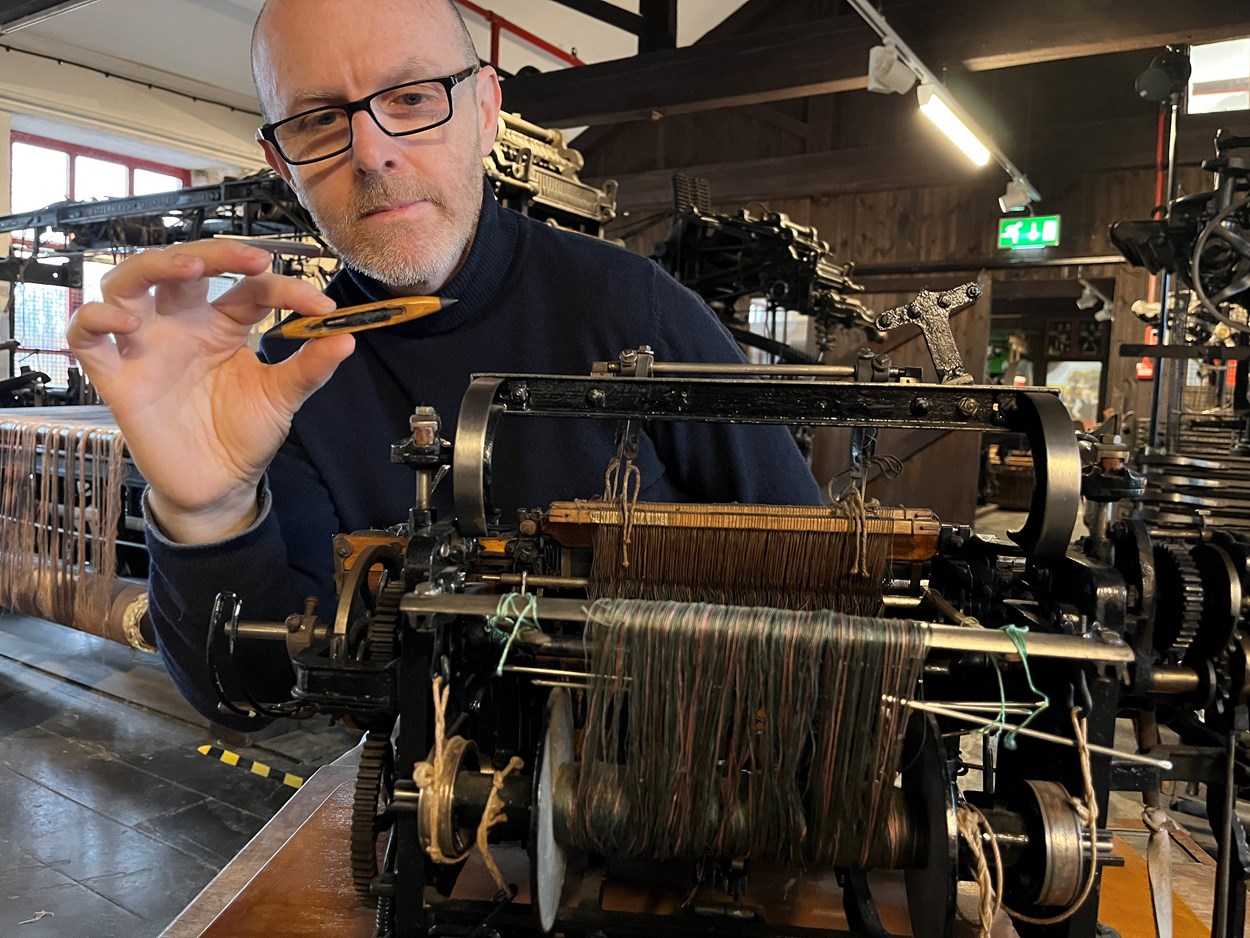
[
  {"left": 587, "top": 504, "right": 893, "bottom": 615},
  {"left": 567, "top": 598, "right": 927, "bottom": 867},
  {"left": 0, "top": 419, "right": 126, "bottom": 635}
]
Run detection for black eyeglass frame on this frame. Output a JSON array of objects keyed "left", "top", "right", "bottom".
[{"left": 259, "top": 65, "right": 480, "bottom": 166}]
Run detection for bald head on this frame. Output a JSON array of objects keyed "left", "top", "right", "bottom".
[{"left": 251, "top": 0, "right": 479, "bottom": 121}]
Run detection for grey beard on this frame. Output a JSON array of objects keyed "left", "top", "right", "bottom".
[{"left": 311, "top": 204, "right": 470, "bottom": 293}]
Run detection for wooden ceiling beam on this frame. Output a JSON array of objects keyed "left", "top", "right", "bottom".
[
  {"left": 596, "top": 111, "right": 1250, "bottom": 212},
  {"left": 504, "top": 1, "right": 1250, "bottom": 128}
]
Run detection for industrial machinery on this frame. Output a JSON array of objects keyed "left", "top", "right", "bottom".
[
  {"left": 206, "top": 290, "right": 1250, "bottom": 938},
  {"left": 486, "top": 111, "right": 618, "bottom": 237},
  {"left": 0, "top": 112, "right": 616, "bottom": 262},
  {"left": 652, "top": 174, "right": 874, "bottom": 364},
  {"left": 1112, "top": 133, "right": 1250, "bottom": 531}
]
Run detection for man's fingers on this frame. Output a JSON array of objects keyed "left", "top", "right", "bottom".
[
  {"left": 266, "top": 334, "right": 356, "bottom": 411},
  {"left": 99, "top": 241, "right": 272, "bottom": 307},
  {"left": 212, "top": 272, "right": 337, "bottom": 327},
  {"left": 65, "top": 301, "right": 139, "bottom": 380}
]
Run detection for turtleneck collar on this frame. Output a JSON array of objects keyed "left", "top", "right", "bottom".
[{"left": 335, "top": 178, "right": 518, "bottom": 338}]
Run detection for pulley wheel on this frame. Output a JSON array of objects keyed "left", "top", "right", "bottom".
[
  {"left": 530, "top": 687, "right": 574, "bottom": 933},
  {"left": 903, "top": 713, "right": 957, "bottom": 938}
]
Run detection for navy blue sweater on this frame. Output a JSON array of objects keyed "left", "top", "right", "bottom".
[{"left": 146, "top": 184, "right": 821, "bottom": 728}]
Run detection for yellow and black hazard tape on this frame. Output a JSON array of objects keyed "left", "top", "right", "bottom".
[{"left": 197, "top": 744, "right": 304, "bottom": 790}]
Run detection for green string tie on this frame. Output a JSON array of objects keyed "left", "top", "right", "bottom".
[
  {"left": 488, "top": 592, "right": 541, "bottom": 676},
  {"left": 1000, "top": 624, "right": 1050, "bottom": 750}
]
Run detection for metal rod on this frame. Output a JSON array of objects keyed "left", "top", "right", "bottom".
[
  {"left": 647, "top": 362, "right": 855, "bottom": 378},
  {"left": 398, "top": 593, "right": 1135, "bottom": 662},
  {"left": 503, "top": 665, "right": 623, "bottom": 681},
  {"left": 892, "top": 698, "right": 1173, "bottom": 770},
  {"left": 482, "top": 574, "right": 591, "bottom": 589},
  {"left": 923, "top": 587, "right": 980, "bottom": 626},
  {"left": 1213, "top": 713, "right": 1240, "bottom": 937},
  {"left": 882, "top": 595, "right": 923, "bottom": 610},
  {"left": 1149, "top": 94, "right": 1183, "bottom": 452}
]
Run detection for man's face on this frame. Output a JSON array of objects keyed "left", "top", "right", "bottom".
[{"left": 254, "top": 0, "right": 501, "bottom": 293}]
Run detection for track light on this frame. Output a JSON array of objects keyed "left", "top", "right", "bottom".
[
  {"left": 0, "top": 0, "right": 100, "bottom": 33},
  {"left": 917, "top": 84, "right": 991, "bottom": 167},
  {"left": 998, "top": 176, "right": 1034, "bottom": 213},
  {"left": 867, "top": 43, "right": 916, "bottom": 95},
  {"left": 1077, "top": 278, "right": 1112, "bottom": 322}
]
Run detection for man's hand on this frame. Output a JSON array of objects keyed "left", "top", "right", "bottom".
[{"left": 67, "top": 241, "right": 354, "bottom": 544}]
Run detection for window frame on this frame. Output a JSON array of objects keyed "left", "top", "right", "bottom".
[
  {"left": 11, "top": 131, "right": 192, "bottom": 203},
  {"left": 7, "top": 133, "right": 193, "bottom": 385}
]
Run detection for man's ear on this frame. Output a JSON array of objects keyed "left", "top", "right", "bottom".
[
  {"left": 475, "top": 65, "right": 503, "bottom": 158},
  {"left": 259, "top": 135, "right": 296, "bottom": 188}
]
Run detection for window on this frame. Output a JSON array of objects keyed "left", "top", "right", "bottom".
[
  {"left": 1188, "top": 38, "right": 1250, "bottom": 115},
  {"left": 8, "top": 133, "right": 191, "bottom": 385}
]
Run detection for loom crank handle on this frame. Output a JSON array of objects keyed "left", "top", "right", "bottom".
[{"left": 875, "top": 282, "right": 982, "bottom": 385}]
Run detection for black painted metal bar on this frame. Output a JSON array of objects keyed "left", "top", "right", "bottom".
[
  {"left": 548, "top": 0, "right": 644, "bottom": 34},
  {"left": 470, "top": 373, "right": 1045, "bottom": 432}
]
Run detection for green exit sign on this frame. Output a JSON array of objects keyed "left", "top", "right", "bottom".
[{"left": 998, "top": 215, "right": 1061, "bottom": 249}]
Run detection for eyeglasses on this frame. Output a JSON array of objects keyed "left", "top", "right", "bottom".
[{"left": 260, "top": 65, "right": 480, "bottom": 166}]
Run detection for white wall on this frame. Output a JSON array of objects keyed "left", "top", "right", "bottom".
[{"left": 0, "top": 49, "right": 264, "bottom": 173}]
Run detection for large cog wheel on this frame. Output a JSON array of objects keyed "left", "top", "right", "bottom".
[
  {"left": 1152, "top": 542, "right": 1205, "bottom": 662},
  {"left": 352, "top": 731, "right": 395, "bottom": 902},
  {"left": 349, "top": 580, "right": 405, "bottom": 903}
]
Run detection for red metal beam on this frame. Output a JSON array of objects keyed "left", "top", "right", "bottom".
[{"left": 455, "top": 1, "right": 585, "bottom": 69}]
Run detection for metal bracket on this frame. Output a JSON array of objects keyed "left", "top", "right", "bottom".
[{"left": 875, "top": 282, "right": 982, "bottom": 385}]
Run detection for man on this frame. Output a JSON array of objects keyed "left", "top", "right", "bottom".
[{"left": 67, "top": 0, "right": 820, "bottom": 729}]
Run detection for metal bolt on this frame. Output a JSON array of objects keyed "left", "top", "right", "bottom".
[
  {"left": 519, "top": 519, "right": 538, "bottom": 536},
  {"left": 335, "top": 540, "right": 353, "bottom": 557},
  {"left": 910, "top": 397, "right": 931, "bottom": 416},
  {"left": 620, "top": 349, "right": 638, "bottom": 363},
  {"left": 586, "top": 388, "right": 606, "bottom": 407},
  {"left": 509, "top": 384, "right": 529, "bottom": 405},
  {"left": 957, "top": 397, "right": 979, "bottom": 418}
]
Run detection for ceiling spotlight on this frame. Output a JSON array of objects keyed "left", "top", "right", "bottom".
[
  {"left": 917, "top": 84, "right": 991, "bottom": 167},
  {"left": 867, "top": 43, "right": 916, "bottom": 95},
  {"left": 1093, "top": 304, "right": 1114, "bottom": 323},
  {"left": 998, "top": 176, "right": 1034, "bottom": 213}
]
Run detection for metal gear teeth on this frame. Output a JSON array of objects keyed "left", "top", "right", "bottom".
[
  {"left": 367, "top": 582, "right": 404, "bottom": 662},
  {"left": 1152, "top": 542, "right": 1205, "bottom": 662},
  {"left": 350, "top": 581, "right": 404, "bottom": 903},
  {"left": 351, "top": 733, "right": 393, "bottom": 902}
]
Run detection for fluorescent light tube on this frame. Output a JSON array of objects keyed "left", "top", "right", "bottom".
[{"left": 917, "top": 84, "right": 991, "bottom": 167}]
